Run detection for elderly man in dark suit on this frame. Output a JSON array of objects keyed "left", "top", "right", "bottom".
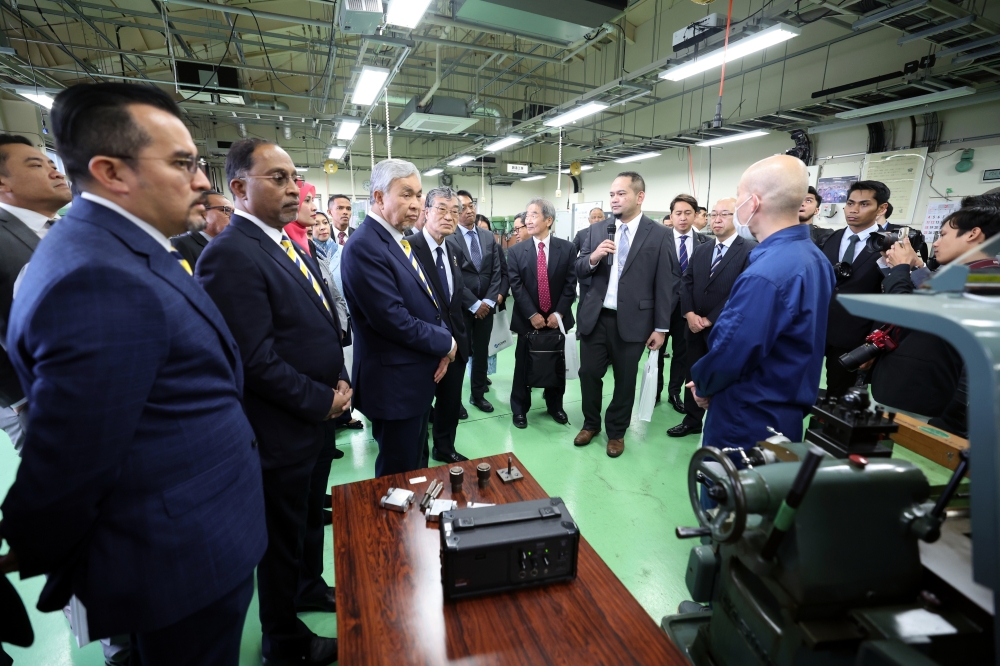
[
  {"left": 669, "top": 198, "right": 756, "bottom": 437},
  {"left": 574, "top": 172, "right": 672, "bottom": 458},
  {"left": 508, "top": 197, "right": 577, "bottom": 429},
  {"left": 170, "top": 189, "right": 232, "bottom": 265},
  {"left": 341, "top": 159, "right": 457, "bottom": 478},
  {"left": 0, "top": 83, "right": 266, "bottom": 666},
  {"left": 0, "top": 134, "right": 72, "bottom": 453},
  {"left": 197, "top": 138, "right": 351, "bottom": 666},
  {"left": 817, "top": 180, "right": 890, "bottom": 397},
  {"left": 658, "top": 194, "right": 709, "bottom": 413},
  {"left": 452, "top": 189, "right": 503, "bottom": 412},
  {"left": 406, "top": 186, "right": 471, "bottom": 463}
]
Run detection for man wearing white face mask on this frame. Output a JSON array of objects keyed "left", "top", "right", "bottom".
[{"left": 688, "top": 155, "right": 835, "bottom": 467}]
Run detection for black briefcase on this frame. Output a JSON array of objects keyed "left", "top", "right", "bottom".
[{"left": 526, "top": 329, "right": 565, "bottom": 388}]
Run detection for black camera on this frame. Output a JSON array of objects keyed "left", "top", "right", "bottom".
[
  {"left": 839, "top": 325, "right": 899, "bottom": 372},
  {"left": 866, "top": 227, "right": 927, "bottom": 259},
  {"left": 834, "top": 261, "right": 853, "bottom": 281}
]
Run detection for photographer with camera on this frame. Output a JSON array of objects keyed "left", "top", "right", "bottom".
[
  {"left": 818, "top": 180, "right": 891, "bottom": 397},
  {"left": 860, "top": 204, "right": 1000, "bottom": 437}
]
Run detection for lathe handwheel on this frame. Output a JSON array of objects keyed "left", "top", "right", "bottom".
[{"left": 687, "top": 447, "right": 747, "bottom": 544}]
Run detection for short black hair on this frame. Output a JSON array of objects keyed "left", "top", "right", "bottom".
[
  {"left": 670, "top": 193, "right": 698, "bottom": 213},
  {"left": 456, "top": 189, "right": 474, "bottom": 202},
  {"left": 943, "top": 205, "right": 1000, "bottom": 240},
  {"left": 0, "top": 134, "right": 36, "bottom": 176},
  {"left": 962, "top": 191, "right": 1000, "bottom": 208},
  {"left": 616, "top": 171, "right": 645, "bottom": 194},
  {"left": 847, "top": 180, "right": 891, "bottom": 207},
  {"left": 225, "top": 138, "right": 274, "bottom": 185},
  {"left": 807, "top": 186, "right": 822, "bottom": 206},
  {"left": 697, "top": 206, "right": 708, "bottom": 213},
  {"left": 884, "top": 202, "right": 894, "bottom": 219},
  {"left": 50, "top": 83, "right": 181, "bottom": 185},
  {"left": 328, "top": 194, "right": 351, "bottom": 207}
]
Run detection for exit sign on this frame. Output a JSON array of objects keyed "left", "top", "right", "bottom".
[{"left": 507, "top": 163, "right": 529, "bottom": 174}]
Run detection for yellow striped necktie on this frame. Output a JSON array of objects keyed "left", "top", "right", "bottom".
[
  {"left": 399, "top": 239, "right": 439, "bottom": 309},
  {"left": 169, "top": 250, "right": 193, "bottom": 276},
  {"left": 280, "top": 235, "right": 330, "bottom": 312}
]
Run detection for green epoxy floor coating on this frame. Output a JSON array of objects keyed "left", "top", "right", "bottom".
[{"left": 0, "top": 346, "right": 951, "bottom": 665}]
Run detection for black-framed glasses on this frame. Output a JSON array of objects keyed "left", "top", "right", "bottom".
[
  {"left": 239, "top": 173, "right": 304, "bottom": 188},
  {"left": 108, "top": 154, "right": 206, "bottom": 175},
  {"left": 206, "top": 205, "right": 234, "bottom": 216},
  {"left": 709, "top": 212, "right": 734, "bottom": 219},
  {"left": 512, "top": 224, "right": 526, "bottom": 232}
]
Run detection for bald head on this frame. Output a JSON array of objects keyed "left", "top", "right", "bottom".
[{"left": 736, "top": 155, "right": 809, "bottom": 241}]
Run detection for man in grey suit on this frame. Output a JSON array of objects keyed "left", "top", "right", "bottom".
[
  {"left": 574, "top": 172, "right": 672, "bottom": 458},
  {"left": 450, "top": 189, "right": 503, "bottom": 412},
  {"left": 0, "top": 134, "right": 72, "bottom": 453},
  {"left": 572, "top": 206, "right": 607, "bottom": 313}
]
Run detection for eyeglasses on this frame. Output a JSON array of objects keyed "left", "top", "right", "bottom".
[
  {"left": 206, "top": 205, "right": 234, "bottom": 216},
  {"left": 108, "top": 154, "right": 207, "bottom": 175},
  {"left": 429, "top": 204, "right": 460, "bottom": 218},
  {"left": 512, "top": 225, "right": 526, "bottom": 232},
  {"left": 709, "top": 212, "right": 734, "bottom": 219},
  {"left": 239, "top": 173, "right": 305, "bottom": 188}
]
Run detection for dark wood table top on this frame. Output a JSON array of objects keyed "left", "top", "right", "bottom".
[{"left": 331, "top": 453, "right": 687, "bottom": 665}]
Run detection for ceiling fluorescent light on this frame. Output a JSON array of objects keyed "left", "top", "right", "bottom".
[
  {"left": 337, "top": 119, "right": 361, "bottom": 140},
  {"left": 522, "top": 175, "right": 547, "bottom": 181},
  {"left": 660, "top": 24, "right": 800, "bottom": 82},
  {"left": 351, "top": 66, "right": 390, "bottom": 107},
  {"left": 328, "top": 146, "right": 347, "bottom": 160},
  {"left": 296, "top": 167, "right": 309, "bottom": 173},
  {"left": 448, "top": 155, "right": 476, "bottom": 167},
  {"left": 544, "top": 102, "right": 609, "bottom": 127},
  {"left": 614, "top": 152, "right": 661, "bottom": 164},
  {"left": 560, "top": 165, "right": 594, "bottom": 174},
  {"left": 21, "top": 92, "right": 54, "bottom": 109},
  {"left": 386, "top": 0, "right": 433, "bottom": 29},
  {"left": 484, "top": 135, "right": 523, "bottom": 152},
  {"left": 696, "top": 130, "right": 769, "bottom": 147},
  {"left": 834, "top": 86, "right": 976, "bottom": 119},
  {"left": 424, "top": 168, "right": 443, "bottom": 176}
]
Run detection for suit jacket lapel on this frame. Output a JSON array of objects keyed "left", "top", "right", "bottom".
[
  {"left": 368, "top": 217, "right": 440, "bottom": 310},
  {"left": 707, "top": 238, "right": 740, "bottom": 286},
  {"left": 413, "top": 237, "right": 449, "bottom": 306},
  {"left": 620, "top": 216, "right": 653, "bottom": 279},
  {"left": 0, "top": 208, "right": 41, "bottom": 252},
  {"left": 454, "top": 226, "right": 474, "bottom": 265},
  {"left": 823, "top": 228, "right": 845, "bottom": 263}
]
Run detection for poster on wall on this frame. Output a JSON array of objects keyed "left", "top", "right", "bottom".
[
  {"left": 922, "top": 201, "right": 962, "bottom": 239},
  {"left": 861, "top": 148, "right": 928, "bottom": 226},
  {"left": 816, "top": 176, "right": 858, "bottom": 205},
  {"left": 350, "top": 200, "right": 370, "bottom": 229}
]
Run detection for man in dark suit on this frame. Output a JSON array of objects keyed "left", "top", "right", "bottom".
[
  {"left": 572, "top": 206, "right": 606, "bottom": 313},
  {"left": 407, "top": 186, "right": 471, "bottom": 463},
  {"left": 170, "top": 189, "right": 232, "bottom": 265},
  {"left": 0, "top": 83, "right": 266, "bottom": 666},
  {"left": 818, "top": 180, "right": 890, "bottom": 397},
  {"left": 197, "top": 138, "right": 351, "bottom": 666},
  {"left": 574, "top": 172, "right": 672, "bottom": 458},
  {"left": 341, "top": 159, "right": 457, "bottom": 477},
  {"left": 670, "top": 198, "right": 756, "bottom": 437},
  {"left": 508, "top": 197, "right": 577, "bottom": 428},
  {"left": 452, "top": 189, "right": 503, "bottom": 412},
  {"left": 0, "top": 135, "right": 72, "bottom": 453},
  {"left": 658, "top": 194, "right": 709, "bottom": 413},
  {"left": 327, "top": 193, "right": 353, "bottom": 245}
]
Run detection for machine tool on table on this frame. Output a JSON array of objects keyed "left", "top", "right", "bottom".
[{"left": 662, "top": 249, "right": 1000, "bottom": 666}]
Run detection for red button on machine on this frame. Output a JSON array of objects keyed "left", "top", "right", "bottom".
[{"left": 848, "top": 454, "right": 869, "bottom": 467}]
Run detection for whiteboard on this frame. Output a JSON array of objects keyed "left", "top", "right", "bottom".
[
  {"left": 861, "top": 148, "right": 928, "bottom": 227},
  {"left": 571, "top": 201, "right": 604, "bottom": 239}
]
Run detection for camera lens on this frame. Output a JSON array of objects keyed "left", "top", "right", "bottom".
[
  {"left": 838, "top": 342, "right": 881, "bottom": 372},
  {"left": 835, "top": 261, "right": 853, "bottom": 280}
]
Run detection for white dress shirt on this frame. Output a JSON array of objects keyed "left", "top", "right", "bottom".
[
  {"left": 80, "top": 193, "right": 172, "bottom": 252},
  {"left": 673, "top": 228, "right": 695, "bottom": 266},
  {"left": 369, "top": 210, "right": 405, "bottom": 250},
  {"left": 199, "top": 230, "right": 213, "bottom": 243},
  {"left": 237, "top": 209, "right": 284, "bottom": 247},
  {"left": 596, "top": 213, "right": 640, "bottom": 310},
  {"left": 0, "top": 202, "right": 54, "bottom": 237},
  {"left": 421, "top": 227, "right": 453, "bottom": 300},
  {"left": 838, "top": 222, "right": 879, "bottom": 262}
]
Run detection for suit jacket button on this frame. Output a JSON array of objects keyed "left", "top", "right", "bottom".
[{"left": 436, "top": 314, "right": 441, "bottom": 320}]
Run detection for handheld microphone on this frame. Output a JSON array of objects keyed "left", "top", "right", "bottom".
[{"left": 606, "top": 222, "right": 616, "bottom": 266}]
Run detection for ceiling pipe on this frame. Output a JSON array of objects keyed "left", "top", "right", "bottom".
[{"left": 419, "top": 44, "right": 441, "bottom": 108}]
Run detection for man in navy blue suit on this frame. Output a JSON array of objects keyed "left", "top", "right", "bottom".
[
  {"left": 341, "top": 159, "right": 456, "bottom": 478},
  {"left": 197, "top": 139, "right": 350, "bottom": 666},
  {"left": 0, "top": 84, "right": 267, "bottom": 665}
]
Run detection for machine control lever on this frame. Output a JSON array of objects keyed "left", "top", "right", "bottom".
[
  {"left": 676, "top": 526, "right": 713, "bottom": 539},
  {"left": 910, "top": 448, "right": 969, "bottom": 543},
  {"left": 760, "top": 445, "right": 825, "bottom": 560}
]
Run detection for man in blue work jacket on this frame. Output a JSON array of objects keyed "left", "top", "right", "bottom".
[{"left": 689, "top": 155, "right": 835, "bottom": 451}]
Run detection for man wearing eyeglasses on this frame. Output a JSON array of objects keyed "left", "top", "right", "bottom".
[
  {"left": 197, "top": 138, "right": 350, "bottom": 666},
  {"left": 669, "top": 198, "right": 755, "bottom": 438},
  {"left": 171, "top": 190, "right": 233, "bottom": 266}
]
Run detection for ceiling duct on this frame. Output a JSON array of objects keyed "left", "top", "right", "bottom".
[
  {"left": 398, "top": 96, "right": 480, "bottom": 134},
  {"left": 454, "top": 0, "right": 626, "bottom": 46},
  {"left": 176, "top": 61, "right": 243, "bottom": 104},
  {"left": 339, "top": 0, "right": 384, "bottom": 35},
  {"left": 468, "top": 100, "right": 511, "bottom": 133}
]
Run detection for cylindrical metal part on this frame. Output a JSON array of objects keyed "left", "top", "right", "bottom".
[
  {"left": 477, "top": 463, "right": 491, "bottom": 488},
  {"left": 450, "top": 466, "right": 464, "bottom": 492}
]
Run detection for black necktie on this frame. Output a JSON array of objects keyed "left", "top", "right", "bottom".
[{"left": 435, "top": 247, "right": 450, "bottom": 303}]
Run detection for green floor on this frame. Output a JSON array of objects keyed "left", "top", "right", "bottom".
[{"left": 0, "top": 346, "right": 951, "bottom": 665}]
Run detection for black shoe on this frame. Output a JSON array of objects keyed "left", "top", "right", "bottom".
[
  {"left": 470, "top": 396, "right": 494, "bottom": 413},
  {"left": 547, "top": 409, "right": 569, "bottom": 425},
  {"left": 295, "top": 587, "right": 336, "bottom": 613},
  {"left": 459, "top": 405, "right": 469, "bottom": 420},
  {"left": 512, "top": 414, "right": 527, "bottom": 429},
  {"left": 677, "top": 600, "right": 711, "bottom": 614},
  {"left": 668, "top": 394, "right": 686, "bottom": 414},
  {"left": 667, "top": 423, "right": 702, "bottom": 438},
  {"left": 432, "top": 448, "right": 469, "bottom": 463},
  {"left": 331, "top": 447, "right": 345, "bottom": 460},
  {"left": 342, "top": 419, "right": 364, "bottom": 430},
  {"left": 263, "top": 636, "right": 338, "bottom": 666},
  {"left": 655, "top": 393, "right": 662, "bottom": 405},
  {"left": 487, "top": 378, "right": 492, "bottom": 386},
  {"left": 323, "top": 509, "right": 332, "bottom": 525}
]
